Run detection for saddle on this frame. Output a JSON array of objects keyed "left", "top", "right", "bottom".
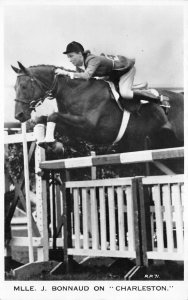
[{"left": 106, "top": 81, "right": 170, "bottom": 115}]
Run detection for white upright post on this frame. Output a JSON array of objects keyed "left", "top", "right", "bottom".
[
  {"left": 90, "top": 151, "right": 96, "bottom": 180},
  {"left": 22, "top": 123, "right": 34, "bottom": 263},
  {"left": 4, "top": 131, "right": 12, "bottom": 258},
  {"left": 34, "top": 125, "right": 49, "bottom": 261}
]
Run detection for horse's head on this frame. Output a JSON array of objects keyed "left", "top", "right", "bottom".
[{"left": 12, "top": 62, "right": 56, "bottom": 122}]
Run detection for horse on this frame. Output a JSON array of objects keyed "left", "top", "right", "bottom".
[{"left": 12, "top": 62, "right": 184, "bottom": 157}]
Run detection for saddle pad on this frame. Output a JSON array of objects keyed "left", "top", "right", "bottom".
[{"left": 105, "top": 80, "right": 124, "bottom": 111}]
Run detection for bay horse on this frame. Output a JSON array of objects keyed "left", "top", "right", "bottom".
[
  {"left": 12, "top": 62, "right": 184, "bottom": 156},
  {"left": 11, "top": 62, "right": 184, "bottom": 252}
]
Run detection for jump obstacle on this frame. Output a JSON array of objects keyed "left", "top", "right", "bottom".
[{"left": 4, "top": 124, "right": 185, "bottom": 279}]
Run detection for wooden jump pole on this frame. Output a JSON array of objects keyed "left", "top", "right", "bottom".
[
  {"left": 40, "top": 147, "right": 184, "bottom": 170},
  {"left": 21, "top": 123, "right": 34, "bottom": 263}
]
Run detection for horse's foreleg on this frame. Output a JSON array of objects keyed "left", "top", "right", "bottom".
[
  {"left": 43, "top": 122, "right": 56, "bottom": 143},
  {"left": 32, "top": 115, "right": 48, "bottom": 143},
  {"left": 38, "top": 112, "right": 72, "bottom": 144},
  {"left": 35, "top": 115, "right": 56, "bottom": 146},
  {"left": 47, "top": 112, "right": 88, "bottom": 128},
  {"left": 39, "top": 112, "right": 88, "bottom": 146},
  {"left": 35, "top": 115, "right": 48, "bottom": 125}
]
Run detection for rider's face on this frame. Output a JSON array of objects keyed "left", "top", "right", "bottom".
[{"left": 67, "top": 52, "right": 84, "bottom": 67}]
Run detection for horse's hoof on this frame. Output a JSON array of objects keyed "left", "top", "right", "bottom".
[
  {"left": 52, "top": 141, "right": 64, "bottom": 155},
  {"left": 43, "top": 139, "right": 55, "bottom": 143},
  {"left": 37, "top": 141, "right": 48, "bottom": 149}
]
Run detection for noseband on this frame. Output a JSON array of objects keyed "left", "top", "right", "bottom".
[{"left": 14, "top": 73, "right": 57, "bottom": 110}]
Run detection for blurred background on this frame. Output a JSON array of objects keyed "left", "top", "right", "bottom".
[{"left": 3, "top": 4, "right": 184, "bottom": 122}]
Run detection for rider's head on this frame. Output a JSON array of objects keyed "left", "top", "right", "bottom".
[{"left": 63, "top": 41, "right": 84, "bottom": 67}]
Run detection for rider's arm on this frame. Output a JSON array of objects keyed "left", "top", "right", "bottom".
[{"left": 73, "top": 57, "right": 101, "bottom": 80}]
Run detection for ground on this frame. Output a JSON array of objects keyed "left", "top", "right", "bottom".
[{"left": 5, "top": 246, "right": 183, "bottom": 281}]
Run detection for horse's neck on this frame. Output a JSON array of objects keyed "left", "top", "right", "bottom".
[
  {"left": 57, "top": 78, "right": 110, "bottom": 110},
  {"left": 30, "top": 66, "right": 55, "bottom": 88}
]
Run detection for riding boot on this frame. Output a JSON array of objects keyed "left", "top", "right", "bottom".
[
  {"left": 133, "top": 89, "right": 161, "bottom": 103},
  {"left": 133, "top": 89, "right": 170, "bottom": 108}
]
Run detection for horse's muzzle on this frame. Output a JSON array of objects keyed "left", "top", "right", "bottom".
[{"left": 15, "top": 112, "right": 29, "bottom": 122}]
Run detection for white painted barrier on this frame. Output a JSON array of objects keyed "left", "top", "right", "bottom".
[{"left": 4, "top": 127, "right": 184, "bottom": 278}]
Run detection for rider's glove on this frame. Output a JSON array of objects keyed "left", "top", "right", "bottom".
[{"left": 55, "top": 68, "right": 74, "bottom": 79}]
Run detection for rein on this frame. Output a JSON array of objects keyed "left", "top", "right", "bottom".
[{"left": 14, "top": 73, "right": 58, "bottom": 110}]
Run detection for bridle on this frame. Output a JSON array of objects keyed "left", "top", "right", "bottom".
[{"left": 14, "top": 72, "right": 58, "bottom": 110}]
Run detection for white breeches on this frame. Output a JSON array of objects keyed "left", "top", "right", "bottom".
[{"left": 119, "top": 67, "right": 136, "bottom": 99}]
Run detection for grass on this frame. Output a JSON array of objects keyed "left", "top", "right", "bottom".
[{"left": 5, "top": 248, "right": 184, "bottom": 281}]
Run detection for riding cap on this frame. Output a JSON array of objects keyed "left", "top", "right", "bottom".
[{"left": 63, "top": 41, "right": 84, "bottom": 54}]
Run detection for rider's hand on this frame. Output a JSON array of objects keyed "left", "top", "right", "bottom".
[
  {"left": 55, "top": 68, "right": 67, "bottom": 75},
  {"left": 47, "top": 96, "right": 55, "bottom": 100},
  {"left": 55, "top": 68, "right": 74, "bottom": 79}
]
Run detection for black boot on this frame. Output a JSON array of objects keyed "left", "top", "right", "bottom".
[
  {"left": 133, "top": 89, "right": 161, "bottom": 103},
  {"left": 133, "top": 89, "right": 170, "bottom": 108}
]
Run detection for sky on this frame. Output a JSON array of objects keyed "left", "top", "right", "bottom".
[{"left": 3, "top": 3, "right": 184, "bottom": 122}]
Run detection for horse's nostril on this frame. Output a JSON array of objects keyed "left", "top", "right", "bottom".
[{"left": 15, "top": 112, "right": 24, "bottom": 120}]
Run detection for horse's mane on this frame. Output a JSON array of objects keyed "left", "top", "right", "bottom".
[
  {"left": 26, "top": 64, "right": 110, "bottom": 93},
  {"left": 28, "top": 64, "right": 74, "bottom": 73}
]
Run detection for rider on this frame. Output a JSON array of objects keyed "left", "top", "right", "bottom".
[{"left": 55, "top": 41, "right": 169, "bottom": 106}]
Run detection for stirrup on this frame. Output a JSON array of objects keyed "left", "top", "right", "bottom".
[{"left": 160, "top": 95, "right": 170, "bottom": 108}]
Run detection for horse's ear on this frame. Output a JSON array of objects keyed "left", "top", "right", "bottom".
[
  {"left": 11, "top": 65, "right": 21, "bottom": 74},
  {"left": 17, "top": 61, "right": 29, "bottom": 74}
]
